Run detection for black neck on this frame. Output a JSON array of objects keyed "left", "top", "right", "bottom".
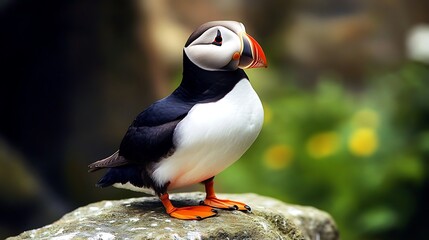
[{"left": 172, "top": 52, "right": 248, "bottom": 103}]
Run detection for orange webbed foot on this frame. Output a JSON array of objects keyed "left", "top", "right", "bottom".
[
  {"left": 202, "top": 178, "right": 251, "bottom": 212},
  {"left": 160, "top": 193, "right": 217, "bottom": 220},
  {"left": 168, "top": 205, "right": 217, "bottom": 220},
  {"left": 202, "top": 197, "right": 251, "bottom": 212}
]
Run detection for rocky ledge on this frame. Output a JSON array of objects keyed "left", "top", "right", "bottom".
[{"left": 8, "top": 192, "right": 339, "bottom": 240}]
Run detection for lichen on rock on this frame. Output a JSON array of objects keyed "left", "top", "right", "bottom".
[{"left": 8, "top": 192, "right": 339, "bottom": 240}]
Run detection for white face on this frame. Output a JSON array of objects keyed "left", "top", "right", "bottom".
[{"left": 184, "top": 25, "right": 244, "bottom": 71}]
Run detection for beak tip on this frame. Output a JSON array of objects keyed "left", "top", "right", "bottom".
[{"left": 255, "top": 62, "right": 267, "bottom": 68}]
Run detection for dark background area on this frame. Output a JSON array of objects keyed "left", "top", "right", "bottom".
[{"left": 1, "top": 0, "right": 429, "bottom": 239}]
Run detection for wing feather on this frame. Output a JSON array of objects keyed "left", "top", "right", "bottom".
[
  {"left": 88, "top": 151, "right": 130, "bottom": 172},
  {"left": 118, "top": 119, "right": 183, "bottom": 162}
]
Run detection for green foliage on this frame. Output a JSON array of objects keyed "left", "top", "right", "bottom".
[{"left": 218, "top": 62, "right": 429, "bottom": 240}]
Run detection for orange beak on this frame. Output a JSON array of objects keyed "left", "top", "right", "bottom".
[{"left": 238, "top": 33, "right": 267, "bottom": 69}]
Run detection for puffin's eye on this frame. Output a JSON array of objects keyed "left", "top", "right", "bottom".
[{"left": 212, "top": 30, "right": 222, "bottom": 46}]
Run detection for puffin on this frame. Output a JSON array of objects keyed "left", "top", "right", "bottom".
[{"left": 88, "top": 20, "right": 267, "bottom": 220}]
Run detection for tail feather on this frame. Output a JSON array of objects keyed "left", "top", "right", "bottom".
[
  {"left": 95, "top": 170, "right": 116, "bottom": 188},
  {"left": 88, "top": 151, "right": 129, "bottom": 172},
  {"left": 95, "top": 166, "right": 145, "bottom": 188}
]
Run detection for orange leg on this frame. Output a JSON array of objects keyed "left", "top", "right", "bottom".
[
  {"left": 160, "top": 193, "right": 217, "bottom": 220},
  {"left": 202, "top": 178, "right": 251, "bottom": 211}
]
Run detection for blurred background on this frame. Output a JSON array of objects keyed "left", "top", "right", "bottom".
[{"left": 1, "top": 0, "right": 428, "bottom": 239}]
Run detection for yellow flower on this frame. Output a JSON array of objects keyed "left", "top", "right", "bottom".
[
  {"left": 264, "top": 144, "right": 293, "bottom": 170},
  {"left": 348, "top": 127, "right": 378, "bottom": 157},
  {"left": 306, "top": 132, "right": 339, "bottom": 159},
  {"left": 353, "top": 109, "right": 380, "bottom": 128}
]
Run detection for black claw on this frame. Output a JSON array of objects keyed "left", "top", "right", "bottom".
[
  {"left": 245, "top": 205, "right": 252, "bottom": 212},
  {"left": 199, "top": 200, "right": 205, "bottom": 205},
  {"left": 233, "top": 205, "right": 239, "bottom": 210},
  {"left": 211, "top": 209, "right": 218, "bottom": 214},
  {"left": 196, "top": 216, "right": 202, "bottom": 220}
]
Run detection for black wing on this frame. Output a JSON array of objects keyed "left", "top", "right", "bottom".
[
  {"left": 119, "top": 94, "right": 193, "bottom": 162},
  {"left": 88, "top": 115, "right": 182, "bottom": 172},
  {"left": 118, "top": 118, "right": 183, "bottom": 162},
  {"left": 88, "top": 94, "right": 193, "bottom": 172}
]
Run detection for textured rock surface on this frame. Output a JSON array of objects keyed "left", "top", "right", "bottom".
[{"left": 8, "top": 192, "right": 339, "bottom": 240}]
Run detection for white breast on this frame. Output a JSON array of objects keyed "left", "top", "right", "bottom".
[{"left": 151, "top": 79, "right": 264, "bottom": 190}]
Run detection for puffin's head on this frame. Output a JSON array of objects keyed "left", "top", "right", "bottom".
[{"left": 184, "top": 21, "right": 267, "bottom": 71}]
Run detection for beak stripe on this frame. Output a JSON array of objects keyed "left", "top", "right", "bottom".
[{"left": 238, "top": 33, "right": 267, "bottom": 69}]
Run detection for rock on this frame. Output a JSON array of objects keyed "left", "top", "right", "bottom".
[{"left": 8, "top": 192, "right": 339, "bottom": 240}]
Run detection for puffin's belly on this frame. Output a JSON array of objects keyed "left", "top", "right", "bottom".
[{"left": 152, "top": 79, "right": 264, "bottom": 189}]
